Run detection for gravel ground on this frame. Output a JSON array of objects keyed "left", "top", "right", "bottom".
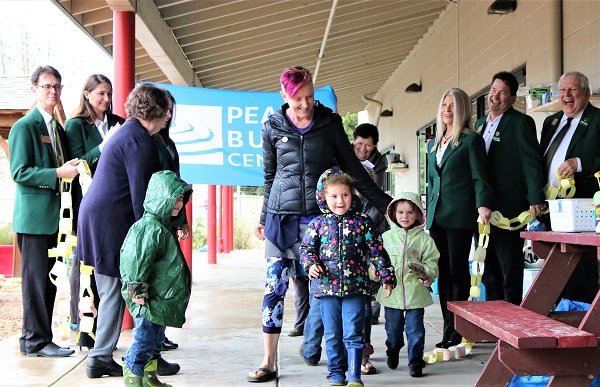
[{"left": 0, "top": 277, "right": 22, "bottom": 341}]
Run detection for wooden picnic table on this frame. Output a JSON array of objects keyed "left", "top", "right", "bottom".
[{"left": 448, "top": 231, "right": 600, "bottom": 386}]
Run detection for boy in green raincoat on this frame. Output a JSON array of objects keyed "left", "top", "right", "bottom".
[{"left": 120, "top": 170, "right": 192, "bottom": 386}]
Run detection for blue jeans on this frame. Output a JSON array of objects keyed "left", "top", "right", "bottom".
[
  {"left": 301, "top": 279, "right": 323, "bottom": 363},
  {"left": 321, "top": 294, "right": 365, "bottom": 377},
  {"left": 384, "top": 307, "right": 426, "bottom": 370},
  {"left": 124, "top": 317, "right": 166, "bottom": 376}
]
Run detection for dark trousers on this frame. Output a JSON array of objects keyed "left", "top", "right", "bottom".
[
  {"left": 292, "top": 274, "right": 309, "bottom": 331},
  {"left": 17, "top": 233, "right": 57, "bottom": 353},
  {"left": 429, "top": 223, "right": 472, "bottom": 344},
  {"left": 560, "top": 253, "right": 599, "bottom": 304},
  {"left": 69, "top": 255, "right": 100, "bottom": 347},
  {"left": 482, "top": 225, "right": 525, "bottom": 305}
]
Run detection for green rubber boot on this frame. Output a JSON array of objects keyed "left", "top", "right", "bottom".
[
  {"left": 143, "top": 359, "right": 172, "bottom": 387},
  {"left": 123, "top": 363, "right": 143, "bottom": 387}
]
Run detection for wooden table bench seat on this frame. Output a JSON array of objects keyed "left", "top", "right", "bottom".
[
  {"left": 448, "top": 232, "right": 600, "bottom": 386},
  {"left": 448, "top": 300, "right": 598, "bottom": 349}
]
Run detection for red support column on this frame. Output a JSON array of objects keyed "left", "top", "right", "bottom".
[
  {"left": 113, "top": 10, "right": 136, "bottom": 331},
  {"left": 207, "top": 185, "right": 217, "bottom": 264},
  {"left": 228, "top": 186, "right": 234, "bottom": 251},
  {"left": 222, "top": 186, "right": 231, "bottom": 253},
  {"left": 179, "top": 184, "right": 193, "bottom": 270},
  {"left": 217, "top": 186, "right": 224, "bottom": 253},
  {"left": 112, "top": 11, "right": 135, "bottom": 117}
]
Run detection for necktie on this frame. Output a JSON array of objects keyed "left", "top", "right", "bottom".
[
  {"left": 543, "top": 117, "right": 573, "bottom": 175},
  {"left": 51, "top": 118, "right": 65, "bottom": 167}
]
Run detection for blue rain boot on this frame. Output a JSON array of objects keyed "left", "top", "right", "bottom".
[{"left": 347, "top": 348, "right": 364, "bottom": 386}]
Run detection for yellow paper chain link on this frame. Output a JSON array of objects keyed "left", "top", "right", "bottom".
[
  {"left": 47, "top": 161, "right": 92, "bottom": 344},
  {"left": 423, "top": 340, "right": 474, "bottom": 364}
]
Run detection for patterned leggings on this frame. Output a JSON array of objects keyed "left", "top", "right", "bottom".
[{"left": 261, "top": 256, "right": 295, "bottom": 334}]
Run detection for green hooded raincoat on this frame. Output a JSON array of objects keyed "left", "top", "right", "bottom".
[{"left": 120, "top": 170, "right": 192, "bottom": 328}]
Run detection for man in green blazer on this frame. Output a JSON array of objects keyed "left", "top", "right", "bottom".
[
  {"left": 475, "top": 71, "right": 546, "bottom": 305},
  {"left": 539, "top": 71, "right": 600, "bottom": 303},
  {"left": 9, "top": 65, "right": 79, "bottom": 357}
]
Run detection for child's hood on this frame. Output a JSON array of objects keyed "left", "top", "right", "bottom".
[
  {"left": 315, "top": 167, "right": 359, "bottom": 215},
  {"left": 386, "top": 192, "right": 425, "bottom": 228},
  {"left": 143, "top": 170, "right": 192, "bottom": 222}
]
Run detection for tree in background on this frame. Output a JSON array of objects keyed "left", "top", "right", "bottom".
[{"left": 342, "top": 112, "right": 358, "bottom": 142}]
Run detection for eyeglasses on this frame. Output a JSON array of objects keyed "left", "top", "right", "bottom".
[{"left": 37, "top": 84, "right": 63, "bottom": 92}]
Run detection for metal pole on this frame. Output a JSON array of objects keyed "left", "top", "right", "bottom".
[
  {"left": 207, "top": 185, "right": 217, "bottom": 264},
  {"left": 179, "top": 185, "right": 193, "bottom": 270}
]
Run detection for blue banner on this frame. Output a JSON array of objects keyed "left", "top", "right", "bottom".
[{"left": 156, "top": 83, "right": 337, "bottom": 186}]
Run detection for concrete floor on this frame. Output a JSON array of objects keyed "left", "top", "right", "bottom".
[{"left": 0, "top": 250, "right": 494, "bottom": 386}]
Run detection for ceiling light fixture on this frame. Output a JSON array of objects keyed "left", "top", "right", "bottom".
[
  {"left": 405, "top": 83, "right": 422, "bottom": 93},
  {"left": 487, "top": 0, "right": 517, "bottom": 15}
]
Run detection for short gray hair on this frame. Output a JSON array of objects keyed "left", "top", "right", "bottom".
[{"left": 559, "top": 71, "right": 590, "bottom": 92}]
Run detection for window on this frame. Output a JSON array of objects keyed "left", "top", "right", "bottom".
[{"left": 416, "top": 121, "right": 435, "bottom": 202}]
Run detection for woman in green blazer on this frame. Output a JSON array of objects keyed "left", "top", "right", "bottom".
[
  {"left": 65, "top": 74, "right": 125, "bottom": 351},
  {"left": 426, "top": 88, "right": 492, "bottom": 349}
]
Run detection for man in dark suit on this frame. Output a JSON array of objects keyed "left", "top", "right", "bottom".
[
  {"left": 9, "top": 65, "right": 79, "bottom": 357},
  {"left": 539, "top": 71, "right": 600, "bottom": 303},
  {"left": 475, "top": 71, "right": 546, "bottom": 305}
]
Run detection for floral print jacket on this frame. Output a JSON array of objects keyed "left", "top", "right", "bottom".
[{"left": 300, "top": 168, "right": 396, "bottom": 298}]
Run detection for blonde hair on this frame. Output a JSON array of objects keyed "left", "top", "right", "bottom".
[{"left": 435, "top": 88, "right": 473, "bottom": 146}]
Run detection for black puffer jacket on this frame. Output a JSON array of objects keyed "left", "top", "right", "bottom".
[{"left": 260, "top": 102, "right": 392, "bottom": 225}]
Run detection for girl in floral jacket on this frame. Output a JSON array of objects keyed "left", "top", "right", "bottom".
[{"left": 301, "top": 168, "right": 396, "bottom": 387}]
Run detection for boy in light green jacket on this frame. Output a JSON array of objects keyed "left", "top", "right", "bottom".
[{"left": 376, "top": 192, "right": 439, "bottom": 378}]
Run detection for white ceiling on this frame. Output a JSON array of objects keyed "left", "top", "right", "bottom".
[{"left": 54, "top": 0, "right": 450, "bottom": 114}]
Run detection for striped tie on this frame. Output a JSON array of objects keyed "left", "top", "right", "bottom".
[{"left": 51, "top": 117, "right": 65, "bottom": 166}]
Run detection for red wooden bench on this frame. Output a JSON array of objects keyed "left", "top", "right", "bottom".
[{"left": 448, "top": 300, "right": 597, "bottom": 349}]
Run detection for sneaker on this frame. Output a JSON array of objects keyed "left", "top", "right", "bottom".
[
  {"left": 327, "top": 373, "right": 347, "bottom": 386},
  {"left": 299, "top": 343, "right": 318, "bottom": 366},
  {"left": 288, "top": 328, "right": 304, "bottom": 337},
  {"left": 409, "top": 367, "right": 423, "bottom": 377},
  {"left": 386, "top": 350, "right": 399, "bottom": 370}
]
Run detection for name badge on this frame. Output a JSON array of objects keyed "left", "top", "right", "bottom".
[
  {"left": 41, "top": 135, "right": 51, "bottom": 144},
  {"left": 492, "top": 131, "right": 501, "bottom": 142}
]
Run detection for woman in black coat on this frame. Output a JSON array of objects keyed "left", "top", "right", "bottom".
[{"left": 248, "top": 66, "right": 392, "bottom": 383}]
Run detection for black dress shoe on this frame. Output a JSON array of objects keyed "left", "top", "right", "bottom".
[
  {"left": 161, "top": 336, "right": 179, "bottom": 351},
  {"left": 435, "top": 341, "right": 446, "bottom": 348},
  {"left": 86, "top": 357, "right": 123, "bottom": 378},
  {"left": 28, "top": 342, "right": 74, "bottom": 357},
  {"left": 19, "top": 341, "right": 26, "bottom": 355},
  {"left": 157, "top": 356, "right": 180, "bottom": 376},
  {"left": 441, "top": 340, "right": 462, "bottom": 349}
]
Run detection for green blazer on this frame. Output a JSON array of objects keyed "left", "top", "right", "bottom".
[
  {"left": 475, "top": 107, "right": 545, "bottom": 218},
  {"left": 540, "top": 103, "right": 600, "bottom": 198},
  {"left": 426, "top": 131, "right": 492, "bottom": 231},
  {"left": 9, "top": 107, "right": 70, "bottom": 235},
  {"left": 65, "top": 113, "right": 125, "bottom": 174},
  {"left": 64, "top": 113, "right": 125, "bottom": 232}
]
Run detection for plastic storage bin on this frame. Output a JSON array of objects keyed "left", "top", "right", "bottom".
[{"left": 548, "top": 198, "right": 595, "bottom": 232}]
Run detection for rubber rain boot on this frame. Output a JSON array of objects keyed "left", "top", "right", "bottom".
[
  {"left": 347, "top": 348, "right": 364, "bottom": 386},
  {"left": 142, "top": 359, "right": 172, "bottom": 387},
  {"left": 123, "top": 364, "right": 143, "bottom": 387}
]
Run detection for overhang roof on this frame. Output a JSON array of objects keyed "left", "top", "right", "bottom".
[{"left": 54, "top": 0, "right": 449, "bottom": 115}]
